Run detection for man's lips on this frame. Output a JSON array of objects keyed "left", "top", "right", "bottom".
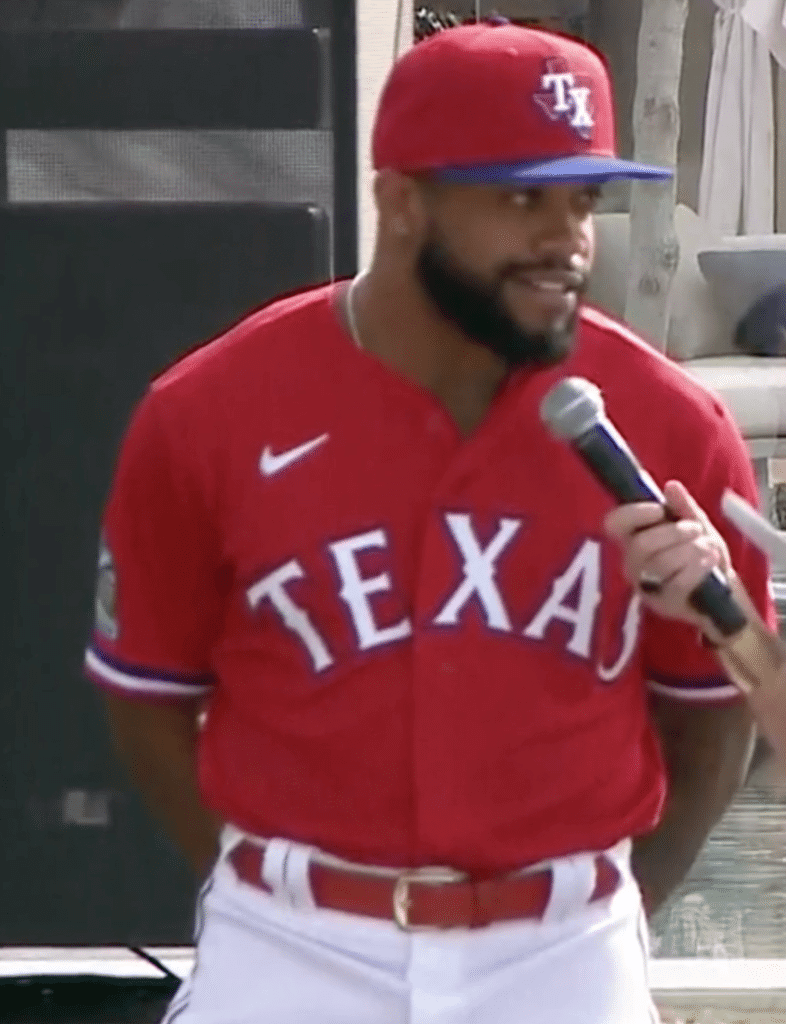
[{"left": 509, "top": 269, "right": 586, "bottom": 292}]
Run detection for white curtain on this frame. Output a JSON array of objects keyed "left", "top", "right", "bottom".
[
  {"left": 740, "top": 0, "right": 786, "bottom": 67},
  {"left": 698, "top": 0, "right": 775, "bottom": 236},
  {"left": 739, "top": 0, "right": 786, "bottom": 233}
]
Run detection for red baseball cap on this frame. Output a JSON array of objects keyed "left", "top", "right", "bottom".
[{"left": 372, "top": 22, "right": 672, "bottom": 184}]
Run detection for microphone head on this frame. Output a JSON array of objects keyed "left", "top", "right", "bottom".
[{"left": 539, "top": 377, "right": 606, "bottom": 441}]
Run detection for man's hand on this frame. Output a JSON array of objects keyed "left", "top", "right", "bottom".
[{"left": 603, "top": 479, "right": 734, "bottom": 639}]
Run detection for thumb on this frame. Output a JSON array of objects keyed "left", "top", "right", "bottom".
[{"left": 663, "top": 479, "right": 708, "bottom": 525}]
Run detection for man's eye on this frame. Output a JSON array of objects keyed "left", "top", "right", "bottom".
[
  {"left": 578, "top": 187, "right": 602, "bottom": 211},
  {"left": 508, "top": 189, "right": 538, "bottom": 208}
]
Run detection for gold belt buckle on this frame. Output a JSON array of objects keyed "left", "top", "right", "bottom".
[{"left": 392, "top": 867, "right": 466, "bottom": 931}]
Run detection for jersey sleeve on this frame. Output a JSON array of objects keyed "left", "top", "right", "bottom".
[
  {"left": 642, "top": 402, "right": 777, "bottom": 704},
  {"left": 84, "top": 389, "right": 227, "bottom": 702}
]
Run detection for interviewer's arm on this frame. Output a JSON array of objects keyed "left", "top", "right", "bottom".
[
  {"left": 746, "top": 671, "right": 786, "bottom": 771},
  {"left": 710, "top": 574, "right": 786, "bottom": 769}
]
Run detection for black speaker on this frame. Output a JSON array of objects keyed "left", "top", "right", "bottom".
[
  {"left": 0, "top": 201, "right": 329, "bottom": 943},
  {"left": 0, "top": 976, "right": 179, "bottom": 1024},
  {"left": 0, "top": 30, "right": 326, "bottom": 130}
]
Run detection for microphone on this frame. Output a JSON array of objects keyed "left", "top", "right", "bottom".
[{"left": 539, "top": 376, "right": 748, "bottom": 637}]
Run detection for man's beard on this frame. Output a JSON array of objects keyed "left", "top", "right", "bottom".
[{"left": 415, "top": 237, "right": 584, "bottom": 368}]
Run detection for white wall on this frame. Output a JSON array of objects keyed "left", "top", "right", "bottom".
[{"left": 355, "top": 0, "right": 412, "bottom": 268}]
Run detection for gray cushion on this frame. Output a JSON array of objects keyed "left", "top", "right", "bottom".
[
  {"left": 698, "top": 241, "right": 786, "bottom": 324},
  {"left": 734, "top": 284, "right": 786, "bottom": 357},
  {"left": 682, "top": 356, "right": 786, "bottom": 438}
]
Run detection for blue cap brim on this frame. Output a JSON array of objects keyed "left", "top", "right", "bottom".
[{"left": 435, "top": 155, "right": 673, "bottom": 184}]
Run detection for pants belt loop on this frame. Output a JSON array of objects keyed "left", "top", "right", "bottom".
[
  {"left": 262, "top": 838, "right": 294, "bottom": 906},
  {"left": 218, "top": 823, "right": 246, "bottom": 860},
  {"left": 610, "top": 837, "right": 633, "bottom": 880},
  {"left": 283, "top": 843, "right": 318, "bottom": 911},
  {"left": 542, "top": 855, "right": 596, "bottom": 925}
]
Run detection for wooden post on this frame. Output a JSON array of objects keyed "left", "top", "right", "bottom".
[{"left": 623, "top": 0, "right": 689, "bottom": 351}]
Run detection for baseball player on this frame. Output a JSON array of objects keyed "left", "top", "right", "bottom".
[{"left": 85, "top": 23, "right": 774, "bottom": 1024}]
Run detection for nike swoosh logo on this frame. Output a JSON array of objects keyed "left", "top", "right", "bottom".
[{"left": 260, "top": 433, "right": 329, "bottom": 476}]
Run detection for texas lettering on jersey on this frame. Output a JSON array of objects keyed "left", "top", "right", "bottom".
[{"left": 246, "top": 512, "right": 640, "bottom": 681}]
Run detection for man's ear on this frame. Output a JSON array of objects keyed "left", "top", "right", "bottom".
[{"left": 373, "top": 169, "right": 429, "bottom": 242}]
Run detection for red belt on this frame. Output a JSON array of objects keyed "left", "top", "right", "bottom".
[{"left": 228, "top": 840, "right": 621, "bottom": 931}]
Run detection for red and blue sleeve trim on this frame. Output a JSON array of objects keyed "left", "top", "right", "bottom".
[
  {"left": 85, "top": 644, "right": 215, "bottom": 700},
  {"left": 646, "top": 669, "right": 741, "bottom": 703}
]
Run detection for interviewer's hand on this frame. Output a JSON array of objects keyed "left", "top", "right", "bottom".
[{"left": 603, "top": 479, "right": 735, "bottom": 638}]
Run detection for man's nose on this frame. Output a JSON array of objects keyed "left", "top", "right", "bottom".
[{"left": 533, "top": 210, "right": 590, "bottom": 263}]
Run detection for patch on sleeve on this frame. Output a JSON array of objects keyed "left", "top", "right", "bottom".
[{"left": 94, "top": 534, "right": 119, "bottom": 641}]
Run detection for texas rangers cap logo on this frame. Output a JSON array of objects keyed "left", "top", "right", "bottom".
[{"left": 533, "top": 58, "right": 595, "bottom": 140}]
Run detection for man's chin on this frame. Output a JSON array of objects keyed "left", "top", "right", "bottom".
[
  {"left": 502, "top": 319, "right": 578, "bottom": 368},
  {"left": 511, "top": 307, "right": 578, "bottom": 341},
  {"left": 474, "top": 330, "right": 574, "bottom": 369},
  {"left": 516, "top": 343, "right": 574, "bottom": 369}
]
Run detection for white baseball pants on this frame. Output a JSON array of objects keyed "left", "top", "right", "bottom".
[{"left": 161, "top": 830, "right": 660, "bottom": 1024}]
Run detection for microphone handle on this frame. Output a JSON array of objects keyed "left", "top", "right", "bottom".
[
  {"left": 573, "top": 430, "right": 748, "bottom": 637},
  {"left": 573, "top": 429, "right": 664, "bottom": 504}
]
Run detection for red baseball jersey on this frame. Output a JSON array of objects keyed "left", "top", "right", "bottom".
[{"left": 85, "top": 284, "right": 774, "bottom": 875}]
